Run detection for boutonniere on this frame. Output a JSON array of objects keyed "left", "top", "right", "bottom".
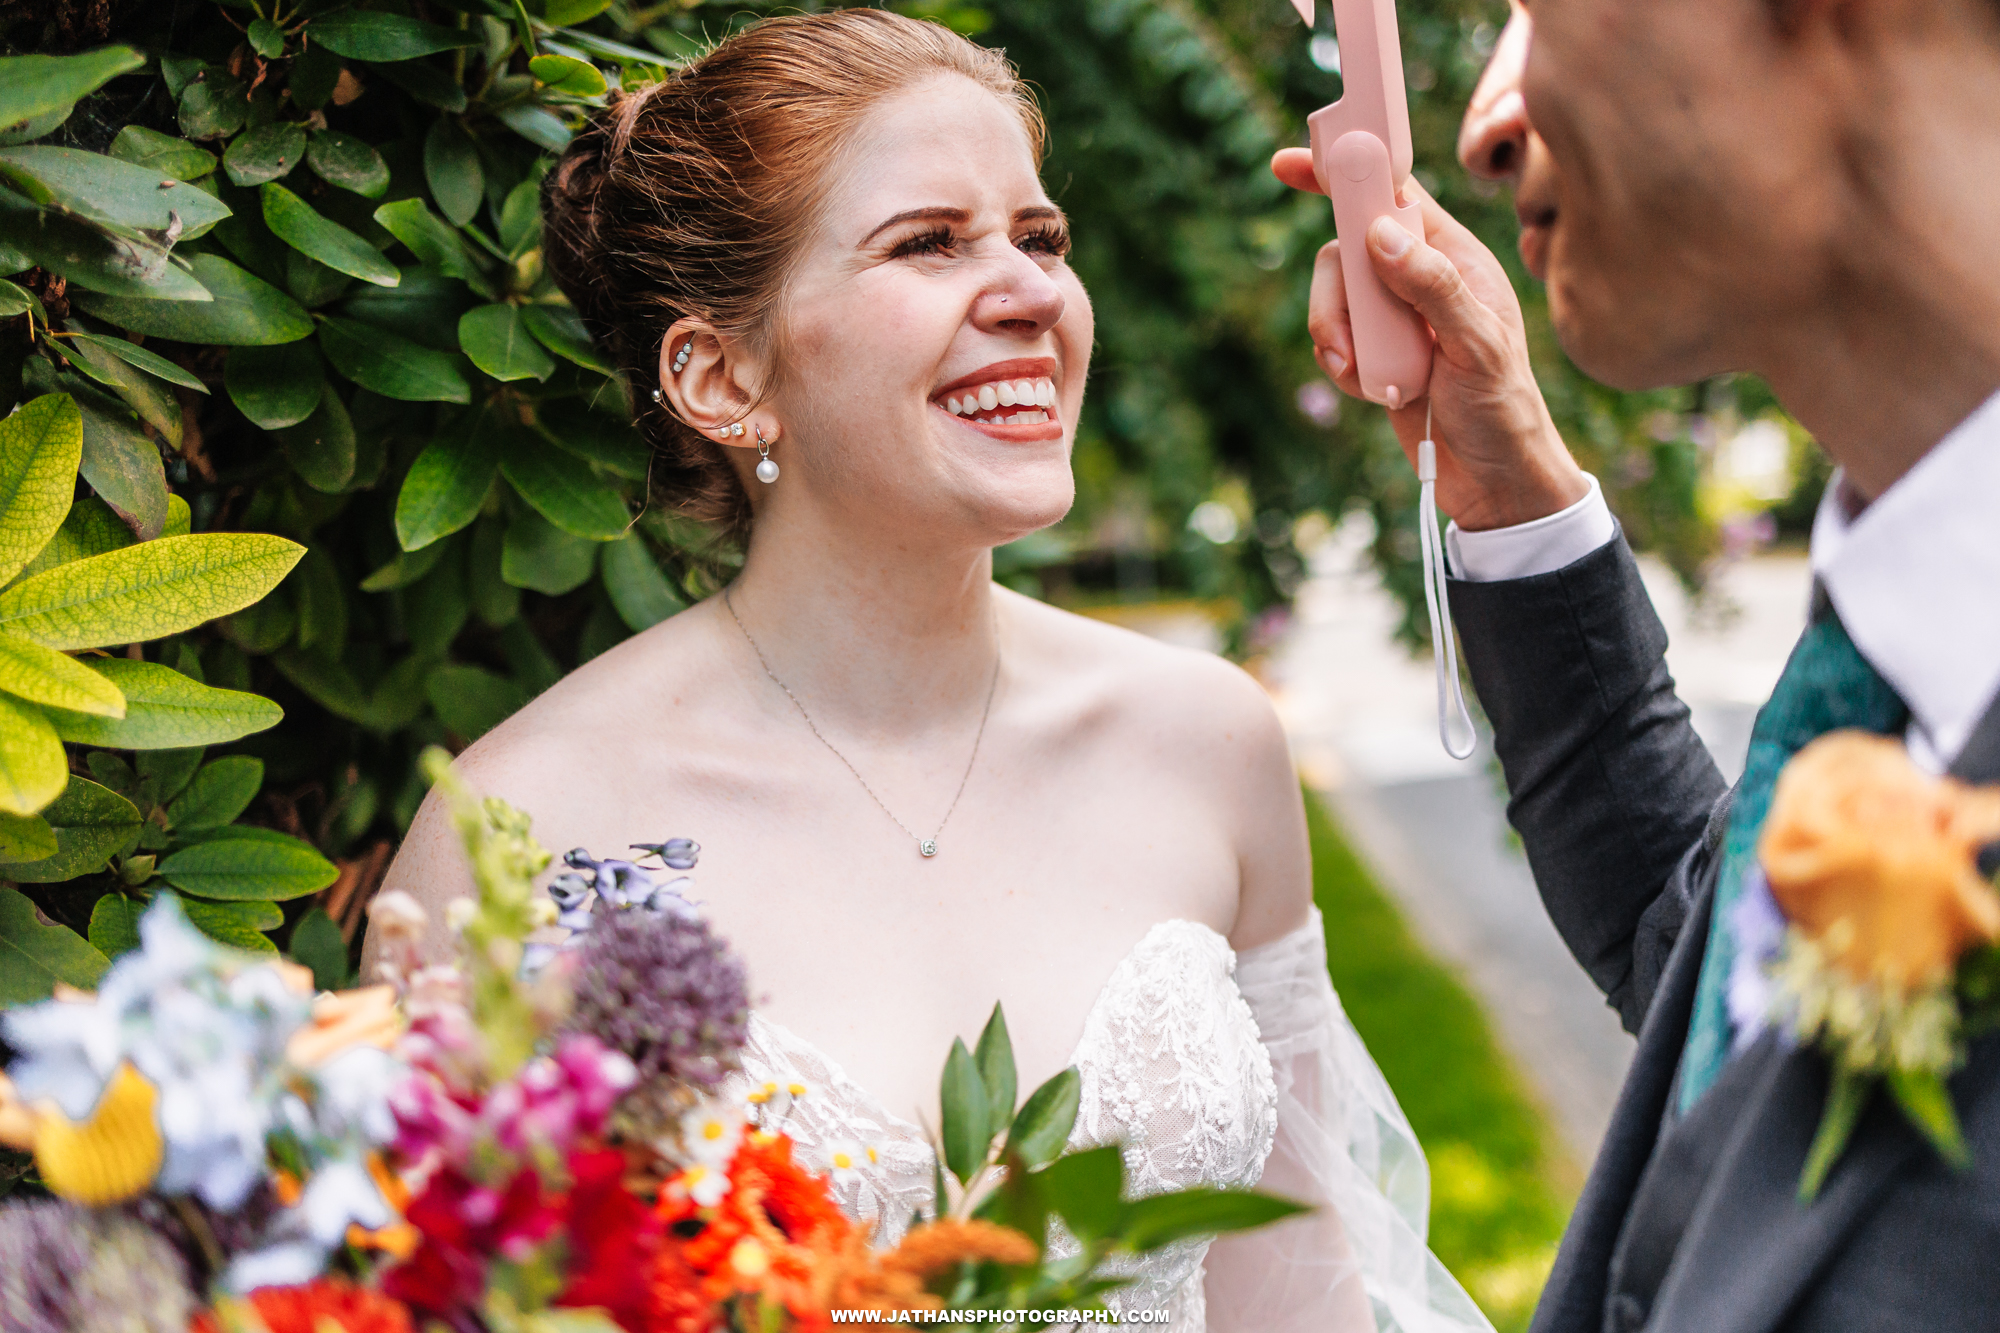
[{"left": 1728, "top": 731, "right": 2000, "bottom": 1201}]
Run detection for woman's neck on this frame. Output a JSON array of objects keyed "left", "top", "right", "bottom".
[{"left": 724, "top": 503, "right": 1002, "bottom": 741}]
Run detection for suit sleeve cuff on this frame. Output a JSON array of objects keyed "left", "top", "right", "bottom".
[{"left": 1445, "top": 474, "right": 1617, "bottom": 582}]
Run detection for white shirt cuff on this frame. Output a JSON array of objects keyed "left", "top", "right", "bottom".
[{"left": 1445, "top": 474, "right": 1617, "bottom": 582}]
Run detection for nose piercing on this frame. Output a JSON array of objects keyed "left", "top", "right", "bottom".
[{"left": 755, "top": 427, "right": 778, "bottom": 484}]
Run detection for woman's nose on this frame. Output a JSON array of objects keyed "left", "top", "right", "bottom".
[
  {"left": 973, "top": 251, "right": 1066, "bottom": 338},
  {"left": 1458, "top": 5, "right": 1534, "bottom": 181}
]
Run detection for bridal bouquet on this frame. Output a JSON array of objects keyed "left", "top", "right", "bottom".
[{"left": 0, "top": 750, "right": 1300, "bottom": 1331}]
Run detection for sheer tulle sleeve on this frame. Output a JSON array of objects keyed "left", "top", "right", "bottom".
[{"left": 1204, "top": 907, "right": 1494, "bottom": 1333}]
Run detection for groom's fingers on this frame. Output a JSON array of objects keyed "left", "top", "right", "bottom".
[
  {"left": 1270, "top": 147, "right": 1325, "bottom": 196},
  {"left": 1306, "top": 240, "right": 1361, "bottom": 395},
  {"left": 1364, "top": 215, "right": 1510, "bottom": 378}
]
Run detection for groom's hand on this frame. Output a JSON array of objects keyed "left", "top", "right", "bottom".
[{"left": 1272, "top": 148, "right": 1588, "bottom": 532}]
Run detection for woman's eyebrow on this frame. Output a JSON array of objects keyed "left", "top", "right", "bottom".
[
  {"left": 861, "top": 206, "right": 970, "bottom": 245},
  {"left": 1014, "top": 206, "right": 1066, "bottom": 227}
]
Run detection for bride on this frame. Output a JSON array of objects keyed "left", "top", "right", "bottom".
[{"left": 378, "top": 11, "right": 1489, "bottom": 1332}]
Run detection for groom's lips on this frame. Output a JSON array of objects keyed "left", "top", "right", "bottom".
[{"left": 1515, "top": 185, "right": 1558, "bottom": 282}]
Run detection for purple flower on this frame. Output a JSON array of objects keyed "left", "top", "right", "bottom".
[
  {"left": 566, "top": 907, "right": 751, "bottom": 1094},
  {"left": 1728, "top": 866, "right": 1788, "bottom": 1049},
  {"left": 0, "top": 1201, "right": 195, "bottom": 1332},
  {"left": 632, "top": 839, "right": 701, "bottom": 872}
]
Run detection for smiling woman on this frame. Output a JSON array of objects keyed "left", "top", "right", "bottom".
[{"left": 374, "top": 12, "right": 1489, "bottom": 1332}]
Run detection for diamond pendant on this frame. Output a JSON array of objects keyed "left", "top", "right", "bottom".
[{"left": 919, "top": 839, "right": 938, "bottom": 858}]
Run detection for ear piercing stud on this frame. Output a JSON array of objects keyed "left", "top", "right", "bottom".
[
  {"left": 650, "top": 387, "right": 662, "bottom": 402},
  {"left": 755, "top": 427, "right": 778, "bottom": 484},
  {"left": 672, "top": 339, "right": 693, "bottom": 373},
  {"left": 714, "top": 423, "right": 745, "bottom": 439}
]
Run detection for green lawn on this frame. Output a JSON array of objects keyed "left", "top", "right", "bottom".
[{"left": 1308, "top": 791, "right": 1573, "bottom": 1332}]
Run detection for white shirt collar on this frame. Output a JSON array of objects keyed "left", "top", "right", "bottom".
[{"left": 1812, "top": 389, "right": 2000, "bottom": 770}]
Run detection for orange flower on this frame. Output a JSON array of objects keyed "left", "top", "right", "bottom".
[
  {"left": 286, "top": 985, "right": 403, "bottom": 1068},
  {"left": 191, "top": 1279, "right": 413, "bottom": 1333},
  {"left": 880, "top": 1218, "right": 1039, "bottom": 1280},
  {"left": 1762, "top": 731, "right": 2000, "bottom": 988}
]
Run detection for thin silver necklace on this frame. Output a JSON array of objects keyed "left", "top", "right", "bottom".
[{"left": 723, "top": 588, "right": 1001, "bottom": 858}]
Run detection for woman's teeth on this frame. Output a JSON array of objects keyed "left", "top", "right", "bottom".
[{"left": 943, "top": 377, "right": 1057, "bottom": 425}]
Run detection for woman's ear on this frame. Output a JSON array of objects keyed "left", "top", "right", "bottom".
[{"left": 656, "top": 321, "right": 765, "bottom": 444}]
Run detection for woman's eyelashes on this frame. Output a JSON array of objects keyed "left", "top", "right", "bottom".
[{"left": 885, "top": 224, "right": 1071, "bottom": 261}]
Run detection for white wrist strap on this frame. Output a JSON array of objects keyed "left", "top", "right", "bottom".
[{"left": 1418, "top": 404, "right": 1477, "bottom": 760}]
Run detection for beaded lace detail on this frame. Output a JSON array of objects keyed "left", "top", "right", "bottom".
[{"left": 728, "top": 921, "right": 1276, "bottom": 1330}]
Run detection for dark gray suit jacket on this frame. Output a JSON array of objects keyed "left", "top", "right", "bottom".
[{"left": 1447, "top": 535, "right": 2000, "bottom": 1333}]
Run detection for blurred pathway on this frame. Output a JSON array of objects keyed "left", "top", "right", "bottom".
[{"left": 1267, "top": 516, "right": 1812, "bottom": 1164}]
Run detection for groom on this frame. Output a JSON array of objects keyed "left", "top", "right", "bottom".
[{"left": 1281, "top": 0, "right": 2000, "bottom": 1328}]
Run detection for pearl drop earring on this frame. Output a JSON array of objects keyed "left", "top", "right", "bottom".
[{"left": 755, "top": 427, "right": 779, "bottom": 484}]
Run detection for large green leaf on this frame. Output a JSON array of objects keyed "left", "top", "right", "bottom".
[
  {"left": 290, "top": 906, "right": 350, "bottom": 990},
  {"left": 501, "top": 508, "right": 597, "bottom": 594},
  {"left": 0, "top": 393, "right": 81, "bottom": 586},
  {"left": 0, "top": 48, "right": 146, "bottom": 137},
  {"left": 158, "top": 827, "right": 338, "bottom": 901},
  {"left": 289, "top": 546, "right": 348, "bottom": 655},
  {"left": 423, "top": 121, "right": 484, "bottom": 227},
  {"left": 311, "top": 12, "right": 482, "bottom": 61},
  {"left": 318, "top": 314, "right": 470, "bottom": 404},
  {"left": 263, "top": 184, "right": 399, "bottom": 287},
  {"left": 0, "top": 187, "right": 211, "bottom": 302},
  {"left": 2, "top": 774, "right": 141, "bottom": 879},
  {"left": 73, "top": 253, "right": 313, "bottom": 345},
  {"left": 459, "top": 304, "right": 553, "bottom": 383},
  {"left": 306, "top": 131, "right": 390, "bottom": 199},
  {"left": 940, "top": 1037, "right": 992, "bottom": 1186},
  {"left": 278, "top": 389, "right": 357, "bottom": 493},
  {"left": 11, "top": 495, "right": 148, "bottom": 584},
  {"left": 225, "top": 340, "right": 325, "bottom": 430},
  {"left": 1004, "top": 1067, "right": 1082, "bottom": 1170},
  {"left": 289, "top": 43, "right": 342, "bottom": 113},
  {"left": 60, "top": 334, "right": 182, "bottom": 448},
  {"left": 223, "top": 121, "right": 307, "bottom": 189},
  {"left": 520, "top": 303, "right": 613, "bottom": 374},
  {"left": 371, "top": 198, "right": 492, "bottom": 295},
  {"left": 365, "top": 59, "right": 468, "bottom": 115},
  {"left": 165, "top": 755, "right": 264, "bottom": 832},
  {"left": 73, "top": 385, "right": 170, "bottom": 540},
  {"left": 0, "top": 691, "right": 65, "bottom": 816},
  {"left": 542, "top": 415, "right": 650, "bottom": 481},
  {"left": 0, "top": 812, "right": 56, "bottom": 863},
  {"left": 974, "top": 1003, "right": 1019, "bottom": 1138},
  {"left": 495, "top": 104, "right": 572, "bottom": 154},
  {"left": 0, "top": 634, "right": 124, "bottom": 715},
  {"left": 63, "top": 331, "right": 207, "bottom": 394},
  {"left": 109, "top": 127, "right": 217, "bottom": 182},
  {"left": 1119, "top": 1188, "right": 1311, "bottom": 1251},
  {"left": 337, "top": 267, "right": 470, "bottom": 351},
  {"left": 44, "top": 659, "right": 282, "bottom": 749},
  {"left": 0, "top": 887, "right": 111, "bottom": 1004},
  {"left": 0, "top": 146, "right": 232, "bottom": 240},
  {"left": 1038, "top": 1144, "right": 1126, "bottom": 1243},
  {"left": 427, "top": 663, "right": 528, "bottom": 741},
  {"left": 360, "top": 539, "right": 449, "bottom": 593},
  {"left": 528, "top": 54, "right": 608, "bottom": 98},
  {"left": 178, "top": 70, "right": 248, "bottom": 141},
  {"left": 600, "top": 533, "right": 684, "bottom": 632},
  {"left": 177, "top": 891, "right": 282, "bottom": 950},
  {"left": 271, "top": 649, "right": 427, "bottom": 732},
  {"left": 88, "top": 891, "right": 144, "bottom": 959},
  {"left": 500, "top": 431, "right": 629, "bottom": 540},
  {"left": 0, "top": 533, "right": 305, "bottom": 650},
  {"left": 396, "top": 414, "right": 500, "bottom": 551}
]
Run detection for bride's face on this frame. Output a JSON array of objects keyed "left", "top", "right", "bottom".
[{"left": 762, "top": 74, "right": 1092, "bottom": 546}]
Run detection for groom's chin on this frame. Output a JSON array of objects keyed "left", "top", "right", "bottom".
[{"left": 1546, "top": 259, "right": 1727, "bottom": 395}]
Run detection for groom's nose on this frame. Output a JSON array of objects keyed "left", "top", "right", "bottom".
[{"left": 1459, "top": 4, "right": 1534, "bottom": 181}]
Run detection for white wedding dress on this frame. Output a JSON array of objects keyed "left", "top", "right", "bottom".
[{"left": 726, "top": 908, "right": 1494, "bottom": 1332}]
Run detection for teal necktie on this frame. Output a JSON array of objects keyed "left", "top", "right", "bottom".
[{"left": 1676, "top": 612, "right": 1908, "bottom": 1114}]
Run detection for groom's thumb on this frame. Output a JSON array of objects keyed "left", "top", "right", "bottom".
[{"left": 1366, "top": 216, "right": 1488, "bottom": 352}]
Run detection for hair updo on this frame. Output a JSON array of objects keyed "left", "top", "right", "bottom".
[{"left": 540, "top": 10, "right": 1045, "bottom": 539}]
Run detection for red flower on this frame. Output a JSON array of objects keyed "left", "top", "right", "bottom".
[
  {"left": 555, "top": 1148, "right": 662, "bottom": 1332},
  {"left": 382, "top": 1164, "right": 562, "bottom": 1317},
  {"left": 190, "top": 1279, "right": 414, "bottom": 1333}
]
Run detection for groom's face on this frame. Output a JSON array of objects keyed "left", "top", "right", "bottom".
[{"left": 1461, "top": 0, "right": 1850, "bottom": 391}]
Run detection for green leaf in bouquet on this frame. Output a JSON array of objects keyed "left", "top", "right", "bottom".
[
  {"left": 0, "top": 634, "right": 124, "bottom": 714},
  {"left": 225, "top": 339, "right": 325, "bottom": 430},
  {"left": 0, "top": 533, "right": 304, "bottom": 650},
  {"left": 0, "top": 147, "right": 232, "bottom": 241},
  {"left": 159, "top": 827, "right": 339, "bottom": 901},
  {"left": 460, "top": 303, "right": 554, "bottom": 383},
  {"left": 172, "top": 890, "right": 281, "bottom": 952},
  {"left": 941, "top": 1035, "right": 993, "bottom": 1185},
  {"left": 1118, "top": 1187, "right": 1311, "bottom": 1252},
  {"left": 224, "top": 122, "right": 308, "bottom": 189},
  {"left": 371, "top": 197, "right": 492, "bottom": 294},
  {"left": 0, "top": 886, "right": 111, "bottom": 1004},
  {"left": 262, "top": 184, "right": 400, "bottom": 288},
  {"left": 1887, "top": 1067, "right": 1971, "bottom": 1173},
  {"left": 397, "top": 413, "right": 499, "bottom": 551},
  {"left": 178, "top": 71, "right": 249, "bottom": 142},
  {"left": 62, "top": 331, "right": 206, "bottom": 394},
  {"left": 1038, "top": 1144, "right": 1125, "bottom": 1244},
  {"left": 108, "top": 127, "right": 217, "bottom": 182},
  {"left": 166, "top": 754, "right": 264, "bottom": 832},
  {"left": 1004, "top": 1066, "right": 1083, "bottom": 1171},
  {"left": 318, "top": 313, "right": 471, "bottom": 403},
  {"left": 43, "top": 659, "right": 283, "bottom": 749},
  {"left": 313, "top": 12, "right": 483, "bottom": 61},
  {"left": 519, "top": 302, "right": 611, "bottom": 374},
  {"left": 136, "top": 744, "right": 204, "bottom": 804},
  {"left": 72, "top": 385, "right": 169, "bottom": 540},
  {"left": 495, "top": 104, "right": 573, "bottom": 154},
  {"left": 291, "top": 546, "right": 349, "bottom": 655},
  {"left": 500, "top": 430, "right": 629, "bottom": 540},
  {"left": 600, "top": 533, "right": 683, "bottom": 632},
  {"left": 1799, "top": 1066, "right": 1872, "bottom": 1203},
  {"left": 502, "top": 506, "right": 597, "bottom": 594},
  {"left": 88, "top": 891, "right": 145, "bottom": 958},
  {"left": 73, "top": 253, "right": 313, "bottom": 345},
  {"left": 305, "top": 131, "right": 390, "bottom": 199},
  {"left": 0, "top": 393, "right": 82, "bottom": 586},
  {"left": 290, "top": 905, "right": 350, "bottom": 991},
  {"left": 0, "top": 811, "right": 57, "bottom": 864},
  {"left": 428, "top": 662, "right": 529, "bottom": 741},
  {"left": 2, "top": 774, "right": 141, "bottom": 878},
  {"left": 976, "top": 996, "right": 1024, "bottom": 1128},
  {"left": 0, "top": 191, "right": 210, "bottom": 303},
  {"left": 278, "top": 387, "right": 358, "bottom": 494},
  {"left": 528, "top": 54, "right": 608, "bottom": 98},
  {"left": 0, "top": 48, "right": 145, "bottom": 137},
  {"left": 364, "top": 58, "right": 469, "bottom": 114},
  {"left": 424, "top": 121, "right": 485, "bottom": 227},
  {"left": 248, "top": 17, "right": 288, "bottom": 60}
]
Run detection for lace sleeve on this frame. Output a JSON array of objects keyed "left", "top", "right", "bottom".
[{"left": 1203, "top": 908, "right": 1494, "bottom": 1333}]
